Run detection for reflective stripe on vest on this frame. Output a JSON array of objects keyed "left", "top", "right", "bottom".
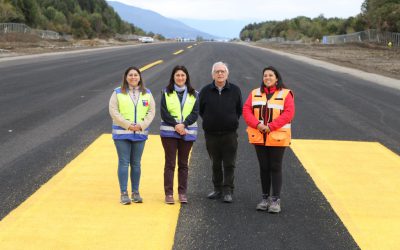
[
  {"left": 160, "top": 90, "right": 198, "bottom": 141},
  {"left": 112, "top": 87, "right": 152, "bottom": 141},
  {"left": 247, "top": 88, "right": 292, "bottom": 146}
]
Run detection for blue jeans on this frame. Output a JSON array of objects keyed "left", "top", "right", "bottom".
[{"left": 114, "top": 139, "right": 146, "bottom": 193}]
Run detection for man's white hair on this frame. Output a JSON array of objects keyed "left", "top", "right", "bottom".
[{"left": 211, "top": 61, "right": 229, "bottom": 76}]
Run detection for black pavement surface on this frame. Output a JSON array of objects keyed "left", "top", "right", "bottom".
[{"left": 1, "top": 42, "right": 399, "bottom": 249}]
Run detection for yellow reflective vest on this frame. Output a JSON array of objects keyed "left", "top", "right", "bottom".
[
  {"left": 112, "top": 87, "right": 152, "bottom": 141},
  {"left": 160, "top": 90, "right": 198, "bottom": 141}
]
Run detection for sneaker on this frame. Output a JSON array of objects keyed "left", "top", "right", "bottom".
[
  {"left": 207, "top": 191, "right": 222, "bottom": 199},
  {"left": 256, "top": 197, "right": 270, "bottom": 211},
  {"left": 131, "top": 192, "right": 143, "bottom": 203},
  {"left": 268, "top": 198, "right": 281, "bottom": 213},
  {"left": 223, "top": 193, "right": 233, "bottom": 203},
  {"left": 178, "top": 194, "right": 188, "bottom": 203},
  {"left": 165, "top": 195, "right": 174, "bottom": 204},
  {"left": 120, "top": 192, "right": 131, "bottom": 205}
]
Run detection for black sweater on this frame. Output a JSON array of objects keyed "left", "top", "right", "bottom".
[{"left": 199, "top": 81, "right": 242, "bottom": 134}]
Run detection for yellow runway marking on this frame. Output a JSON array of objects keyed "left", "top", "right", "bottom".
[
  {"left": 187, "top": 45, "right": 192, "bottom": 49},
  {"left": 0, "top": 134, "right": 180, "bottom": 249},
  {"left": 140, "top": 60, "right": 163, "bottom": 71},
  {"left": 291, "top": 139, "right": 400, "bottom": 250},
  {"left": 173, "top": 49, "right": 184, "bottom": 55}
]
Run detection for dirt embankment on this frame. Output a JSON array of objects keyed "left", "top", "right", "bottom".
[
  {"left": 0, "top": 33, "right": 139, "bottom": 57},
  {"left": 254, "top": 42, "right": 400, "bottom": 80}
]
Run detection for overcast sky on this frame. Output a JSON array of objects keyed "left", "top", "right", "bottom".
[
  {"left": 112, "top": 0, "right": 365, "bottom": 38},
  {"left": 115, "top": 0, "right": 365, "bottom": 21}
]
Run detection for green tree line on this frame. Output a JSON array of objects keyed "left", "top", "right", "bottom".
[
  {"left": 0, "top": 0, "right": 148, "bottom": 38},
  {"left": 240, "top": 0, "right": 400, "bottom": 41}
]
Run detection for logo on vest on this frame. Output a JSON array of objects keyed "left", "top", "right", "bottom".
[{"left": 142, "top": 100, "right": 149, "bottom": 106}]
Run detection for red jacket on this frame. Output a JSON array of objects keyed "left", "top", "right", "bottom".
[{"left": 243, "top": 86, "right": 295, "bottom": 131}]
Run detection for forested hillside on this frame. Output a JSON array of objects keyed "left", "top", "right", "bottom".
[
  {"left": 240, "top": 0, "right": 400, "bottom": 41},
  {"left": 0, "top": 0, "right": 146, "bottom": 38}
]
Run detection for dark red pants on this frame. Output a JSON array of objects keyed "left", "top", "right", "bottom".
[{"left": 161, "top": 137, "right": 193, "bottom": 195}]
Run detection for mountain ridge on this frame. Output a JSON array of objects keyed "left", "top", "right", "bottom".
[{"left": 107, "top": 1, "right": 219, "bottom": 39}]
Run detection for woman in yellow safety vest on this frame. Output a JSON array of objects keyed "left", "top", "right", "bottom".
[
  {"left": 160, "top": 65, "right": 199, "bottom": 204},
  {"left": 243, "top": 66, "right": 295, "bottom": 213},
  {"left": 109, "top": 66, "right": 155, "bottom": 205}
]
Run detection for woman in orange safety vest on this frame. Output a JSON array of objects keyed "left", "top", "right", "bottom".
[{"left": 242, "top": 66, "right": 295, "bottom": 213}]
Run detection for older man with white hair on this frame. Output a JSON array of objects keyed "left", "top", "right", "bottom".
[{"left": 199, "top": 61, "right": 243, "bottom": 203}]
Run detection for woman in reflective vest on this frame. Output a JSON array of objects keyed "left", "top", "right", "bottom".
[
  {"left": 243, "top": 66, "right": 295, "bottom": 213},
  {"left": 160, "top": 65, "right": 199, "bottom": 204},
  {"left": 109, "top": 66, "right": 155, "bottom": 205}
]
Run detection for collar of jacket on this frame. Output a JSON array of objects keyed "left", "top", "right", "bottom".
[
  {"left": 260, "top": 85, "right": 277, "bottom": 94},
  {"left": 211, "top": 80, "right": 231, "bottom": 90}
]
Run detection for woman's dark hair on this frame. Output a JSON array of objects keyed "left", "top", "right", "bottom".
[
  {"left": 261, "top": 66, "right": 286, "bottom": 92},
  {"left": 166, "top": 65, "right": 195, "bottom": 96},
  {"left": 121, "top": 66, "right": 146, "bottom": 95}
]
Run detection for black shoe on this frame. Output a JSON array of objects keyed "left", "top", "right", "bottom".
[
  {"left": 207, "top": 191, "right": 222, "bottom": 199},
  {"left": 223, "top": 194, "right": 233, "bottom": 203}
]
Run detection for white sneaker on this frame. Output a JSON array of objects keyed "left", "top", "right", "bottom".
[
  {"left": 268, "top": 198, "right": 281, "bottom": 213},
  {"left": 256, "top": 197, "right": 270, "bottom": 211}
]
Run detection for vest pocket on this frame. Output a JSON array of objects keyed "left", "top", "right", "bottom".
[
  {"left": 266, "top": 131, "right": 289, "bottom": 146},
  {"left": 246, "top": 127, "right": 263, "bottom": 144}
]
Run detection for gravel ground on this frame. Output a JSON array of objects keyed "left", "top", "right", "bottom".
[
  {"left": 253, "top": 42, "right": 400, "bottom": 80},
  {"left": 0, "top": 33, "right": 139, "bottom": 58}
]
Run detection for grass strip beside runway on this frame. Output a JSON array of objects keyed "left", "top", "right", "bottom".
[
  {"left": 291, "top": 139, "right": 400, "bottom": 250},
  {"left": 0, "top": 134, "right": 179, "bottom": 249}
]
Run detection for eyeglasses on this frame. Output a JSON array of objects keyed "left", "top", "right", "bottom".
[{"left": 213, "top": 70, "right": 226, "bottom": 74}]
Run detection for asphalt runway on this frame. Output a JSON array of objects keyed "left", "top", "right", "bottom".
[{"left": 1, "top": 42, "right": 399, "bottom": 249}]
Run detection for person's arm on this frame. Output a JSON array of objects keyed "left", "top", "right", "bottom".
[
  {"left": 137, "top": 93, "right": 156, "bottom": 131},
  {"left": 242, "top": 92, "right": 261, "bottom": 129},
  {"left": 268, "top": 91, "right": 295, "bottom": 131},
  {"left": 160, "top": 91, "right": 178, "bottom": 126},
  {"left": 109, "top": 91, "right": 131, "bottom": 129},
  {"left": 236, "top": 86, "right": 243, "bottom": 119},
  {"left": 199, "top": 87, "right": 206, "bottom": 118},
  {"left": 183, "top": 94, "right": 199, "bottom": 127}
]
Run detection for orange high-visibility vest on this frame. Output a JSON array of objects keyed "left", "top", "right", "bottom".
[{"left": 246, "top": 88, "right": 292, "bottom": 146}]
